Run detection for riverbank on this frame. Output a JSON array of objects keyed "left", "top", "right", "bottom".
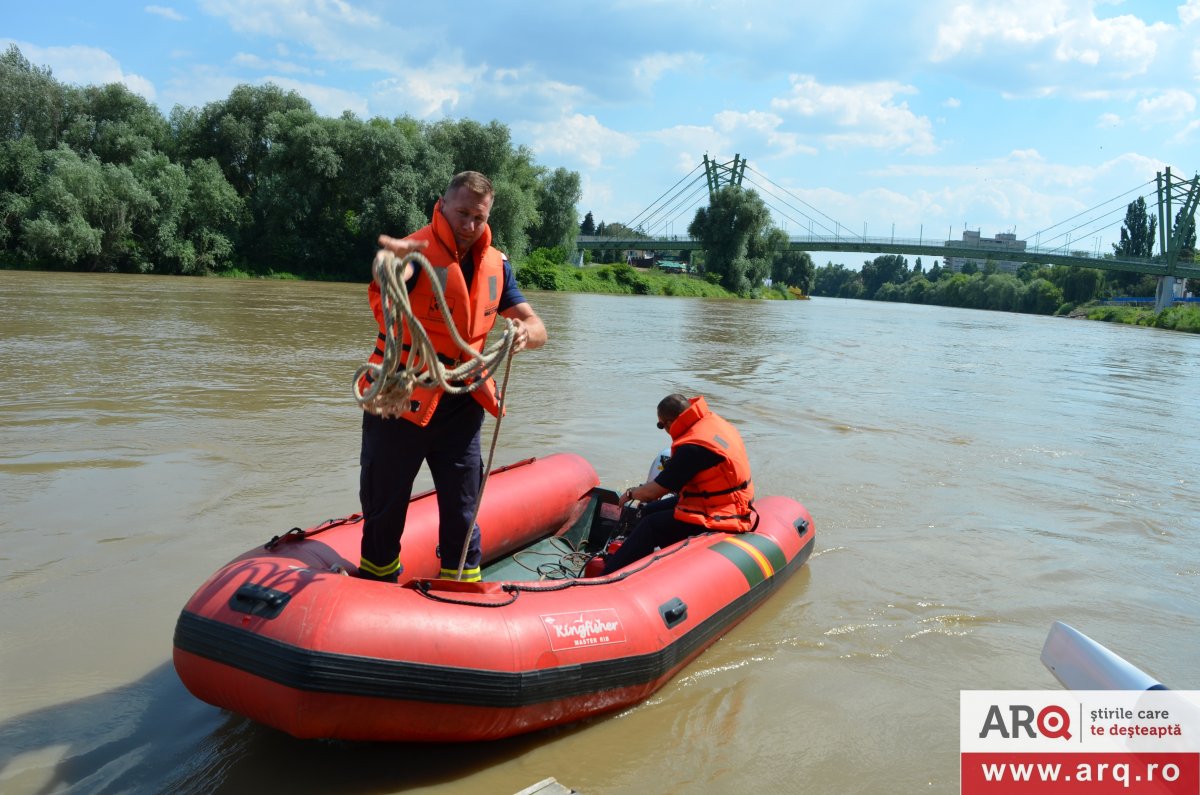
[
  {"left": 214, "top": 258, "right": 803, "bottom": 300},
  {"left": 1071, "top": 302, "right": 1200, "bottom": 333}
]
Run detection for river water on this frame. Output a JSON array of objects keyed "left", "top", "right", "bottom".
[{"left": 1, "top": 270, "right": 1197, "bottom": 794}]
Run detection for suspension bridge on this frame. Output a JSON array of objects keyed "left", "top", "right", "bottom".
[{"left": 577, "top": 155, "right": 1200, "bottom": 310}]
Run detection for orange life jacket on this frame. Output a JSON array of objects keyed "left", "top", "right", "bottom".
[
  {"left": 361, "top": 200, "right": 505, "bottom": 426},
  {"left": 669, "top": 396, "right": 755, "bottom": 532}
]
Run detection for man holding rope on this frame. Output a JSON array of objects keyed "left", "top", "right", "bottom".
[{"left": 357, "top": 171, "right": 546, "bottom": 583}]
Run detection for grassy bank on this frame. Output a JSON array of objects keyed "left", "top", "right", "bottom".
[
  {"left": 1083, "top": 303, "right": 1200, "bottom": 333},
  {"left": 515, "top": 257, "right": 799, "bottom": 300},
  {"left": 212, "top": 257, "right": 802, "bottom": 299}
]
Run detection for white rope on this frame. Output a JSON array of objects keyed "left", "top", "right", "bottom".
[{"left": 353, "top": 250, "right": 515, "bottom": 418}]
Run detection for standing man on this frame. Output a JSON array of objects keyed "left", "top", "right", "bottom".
[
  {"left": 594, "top": 394, "right": 755, "bottom": 575},
  {"left": 357, "top": 171, "right": 547, "bottom": 583}
]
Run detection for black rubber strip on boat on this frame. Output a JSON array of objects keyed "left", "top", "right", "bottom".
[{"left": 174, "top": 537, "right": 813, "bottom": 708}]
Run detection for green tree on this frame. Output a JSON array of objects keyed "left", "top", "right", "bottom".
[
  {"left": 860, "top": 254, "right": 908, "bottom": 298},
  {"left": 1173, "top": 205, "right": 1196, "bottom": 261},
  {"left": 19, "top": 148, "right": 102, "bottom": 266},
  {"left": 249, "top": 106, "right": 341, "bottom": 267},
  {"left": 688, "top": 185, "right": 772, "bottom": 293},
  {"left": 0, "top": 45, "right": 71, "bottom": 149},
  {"left": 771, "top": 247, "right": 814, "bottom": 291},
  {"left": 345, "top": 115, "right": 447, "bottom": 265},
  {"left": 580, "top": 210, "right": 596, "bottom": 236},
  {"left": 0, "top": 135, "right": 40, "bottom": 251},
  {"left": 63, "top": 82, "right": 169, "bottom": 164},
  {"left": 983, "top": 273, "right": 1022, "bottom": 311},
  {"left": 1021, "top": 278, "right": 1063, "bottom": 314},
  {"left": 1059, "top": 267, "right": 1105, "bottom": 304},
  {"left": 529, "top": 166, "right": 581, "bottom": 251},
  {"left": 170, "top": 83, "right": 314, "bottom": 199},
  {"left": 929, "top": 272, "right": 971, "bottom": 306},
  {"left": 1016, "top": 261, "right": 1044, "bottom": 283},
  {"left": 811, "top": 262, "right": 863, "bottom": 298},
  {"left": 178, "top": 157, "right": 242, "bottom": 273},
  {"left": 901, "top": 274, "right": 932, "bottom": 303},
  {"left": 1113, "top": 196, "right": 1157, "bottom": 258}
]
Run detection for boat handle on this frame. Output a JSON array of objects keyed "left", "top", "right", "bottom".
[
  {"left": 229, "top": 583, "right": 292, "bottom": 619},
  {"left": 659, "top": 597, "right": 688, "bottom": 629}
]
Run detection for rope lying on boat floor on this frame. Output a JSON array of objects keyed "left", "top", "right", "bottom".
[{"left": 353, "top": 250, "right": 516, "bottom": 418}]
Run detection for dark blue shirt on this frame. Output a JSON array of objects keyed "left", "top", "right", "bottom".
[{"left": 654, "top": 444, "right": 723, "bottom": 493}]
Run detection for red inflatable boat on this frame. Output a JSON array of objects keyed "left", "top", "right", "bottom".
[{"left": 173, "top": 453, "right": 815, "bottom": 742}]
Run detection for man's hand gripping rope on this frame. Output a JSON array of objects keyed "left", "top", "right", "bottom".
[{"left": 353, "top": 249, "right": 516, "bottom": 418}]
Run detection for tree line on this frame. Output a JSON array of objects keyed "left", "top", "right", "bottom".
[
  {"left": 809, "top": 196, "right": 1198, "bottom": 314},
  {"left": 0, "top": 46, "right": 582, "bottom": 278}
]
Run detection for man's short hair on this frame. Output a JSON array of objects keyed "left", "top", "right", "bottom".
[
  {"left": 446, "top": 171, "right": 494, "bottom": 199},
  {"left": 657, "top": 393, "right": 691, "bottom": 421}
]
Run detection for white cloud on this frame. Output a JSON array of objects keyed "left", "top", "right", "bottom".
[
  {"left": 932, "top": 0, "right": 1170, "bottom": 91},
  {"left": 631, "top": 52, "right": 704, "bottom": 91},
  {"left": 771, "top": 75, "right": 937, "bottom": 155},
  {"left": 519, "top": 114, "right": 639, "bottom": 170},
  {"left": 263, "top": 76, "right": 367, "bottom": 117},
  {"left": 1097, "top": 112, "right": 1123, "bottom": 127},
  {"left": 162, "top": 64, "right": 241, "bottom": 109},
  {"left": 645, "top": 125, "right": 731, "bottom": 167},
  {"left": 1181, "top": 0, "right": 1200, "bottom": 26},
  {"left": 486, "top": 72, "right": 587, "bottom": 120},
  {"left": 1169, "top": 119, "right": 1200, "bottom": 143},
  {"left": 145, "top": 5, "right": 186, "bottom": 22},
  {"left": 372, "top": 61, "right": 488, "bottom": 118},
  {"left": 943, "top": 97, "right": 962, "bottom": 108},
  {"left": 3, "top": 41, "right": 155, "bottom": 100},
  {"left": 871, "top": 149, "right": 1163, "bottom": 195},
  {"left": 713, "top": 110, "right": 816, "bottom": 158},
  {"left": 199, "top": 0, "right": 404, "bottom": 74},
  {"left": 232, "top": 52, "right": 319, "bottom": 76},
  {"left": 1134, "top": 89, "right": 1196, "bottom": 120}
]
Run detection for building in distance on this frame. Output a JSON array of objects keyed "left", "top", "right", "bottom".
[{"left": 944, "top": 230, "right": 1027, "bottom": 273}]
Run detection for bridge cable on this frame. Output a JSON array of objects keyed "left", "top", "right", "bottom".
[
  {"left": 743, "top": 165, "right": 858, "bottom": 240},
  {"left": 1030, "top": 178, "right": 1156, "bottom": 239},
  {"left": 633, "top": 173, "right": 708, "bottom": 236},
  {"left": 620, "top": 163, "right": 706, "bottom": 233}
]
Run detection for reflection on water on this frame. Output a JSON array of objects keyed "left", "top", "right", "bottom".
[{"left": 1, "top": 272, "right": 1198, "bottom": 794}]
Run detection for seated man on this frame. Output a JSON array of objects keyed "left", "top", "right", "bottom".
[{"left": 594, "top": 393, "right": 755, "bottom": 575}]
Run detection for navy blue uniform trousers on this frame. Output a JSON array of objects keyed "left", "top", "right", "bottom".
[
  {"left": 359, "top": 394, "right": 484, "bottom": 580},
  {"left": 602, "top": 497, "right": 705, "bottom": 573}
]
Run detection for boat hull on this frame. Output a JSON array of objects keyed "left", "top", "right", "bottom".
[{"left": 173, "top": 453, "right": 815, "bottom": 741}]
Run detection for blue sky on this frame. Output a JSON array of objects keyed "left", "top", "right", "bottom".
[{"left": 5, "top": 0, "right": 1199, "bottom": 263}]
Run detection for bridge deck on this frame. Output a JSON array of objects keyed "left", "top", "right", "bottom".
[{"left": 577, "top": 235, "right": 1200, "bottom": 279}]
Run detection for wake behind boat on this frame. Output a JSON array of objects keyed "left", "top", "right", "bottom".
[{"left": 172, "top": 452, "right": 815, "bottom": 741}]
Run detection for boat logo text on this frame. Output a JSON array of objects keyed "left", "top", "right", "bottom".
[{"left": 541, "top": 609, "right": 627, "bottom": 651}]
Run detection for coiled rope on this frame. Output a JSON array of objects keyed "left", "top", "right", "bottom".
[
  {"left": 352, "top": 248, "right": 518, "bottom": 581},
  {"left": 353, "top": 250, "right": 516, "bottom": 418}
]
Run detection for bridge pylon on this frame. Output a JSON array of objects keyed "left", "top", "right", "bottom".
[
  {"left": 702, "top": 153, "right": 747, "bottom": 202},
  {"left": 1154, "top": 167, "right": 1200, "bottom": 311}
]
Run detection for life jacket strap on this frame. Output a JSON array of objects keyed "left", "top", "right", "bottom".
[{"left": 680, "top": 479, "right": 751, "bottom": 499}]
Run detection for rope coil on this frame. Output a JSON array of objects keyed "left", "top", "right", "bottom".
[{"left": 353, "top": 250, "right": 515, "bottom": 418}]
